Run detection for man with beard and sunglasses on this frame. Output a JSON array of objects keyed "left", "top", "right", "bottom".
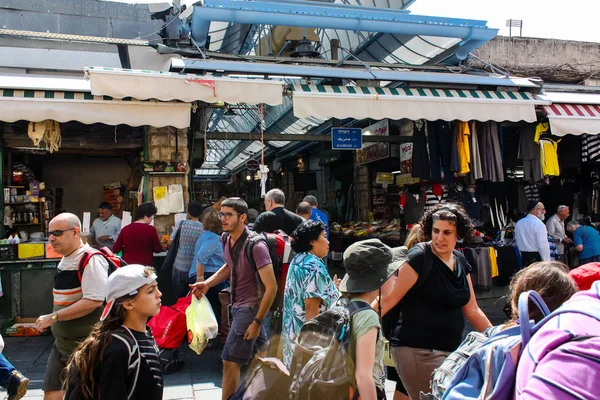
[
  {"left": 189, "top": 198, "right": 277, "bottom": 400},
  {"left": 515, "top": 201, "right": 551, "bottom": 267},
  {"left": 35, "top": 213, "right": 110, "bottom": 400}
]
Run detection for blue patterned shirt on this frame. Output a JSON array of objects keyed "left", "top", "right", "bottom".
[
  {"left": 282, "top": 252, "right": 339, "bottom": 367},
  {"left": 172, "top": 220, "right": 203, "bottom": 272}
]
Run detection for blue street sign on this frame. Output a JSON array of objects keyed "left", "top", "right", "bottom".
[{"left": 331, "top": 128, "right": 362, "bottom": 150}]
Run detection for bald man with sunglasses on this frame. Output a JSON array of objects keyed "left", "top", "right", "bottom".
[{"left": 36, "top": 213, "right": 109, "bottom": 400}]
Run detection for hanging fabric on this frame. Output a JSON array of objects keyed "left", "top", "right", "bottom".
[
  {"left": 428, "top": 120, "right": 453, "bottom": 183},
  {"left": 539, "top": 138, "right": 561, "bottom": 176},
  {"left": 258, "top": 104, "right": 269, "bottom": 198},
  {"left": 411, "top": 120, "right": 431, "bottom": 180},
  {"left": 518, "top": 125, "right": 543, "bottom": 182},
  {"left": 469, "top": 121, "right": 483, "bottom": 181},
  {"left": 456, "top": 121, "right": 471, "bottom": 174},
  {"left": 479, "top": 122, "right": 504, "bottom": 182}
]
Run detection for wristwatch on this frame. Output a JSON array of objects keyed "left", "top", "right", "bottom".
[
  {"left": 50, "top": 312, "right": 59, "bottom": 322},
  {"left": 253, "top": 317, "right": 263, "bottom": 326}
]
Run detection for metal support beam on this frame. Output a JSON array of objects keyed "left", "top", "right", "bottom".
[
  {"left": 206, "top": 132, "right": 409, "bottom": 143},
  {"left": 193, "top": 0, "right": 496, "bottom": 41},
  {"left": 171, "top": 58, "right": 539, "bottom": 88}
]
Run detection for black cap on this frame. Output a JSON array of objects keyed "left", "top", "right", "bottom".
[{"left": 527, "top": 201, "right": 540, "bottom": 213}]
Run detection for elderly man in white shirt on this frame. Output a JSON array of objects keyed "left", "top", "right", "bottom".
[
  {"left": 515, "top": 201, "right": 551, "bottom": 267},
  {"left": 546, "top": 205, "right": 573, "bottom": 263}
]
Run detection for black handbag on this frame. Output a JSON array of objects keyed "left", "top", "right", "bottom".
[{"left": 160, "top": 225, "right": 181, "bottom": 280}]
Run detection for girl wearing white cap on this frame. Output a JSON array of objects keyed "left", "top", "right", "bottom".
[{"left": 64, "top": 265, "right": 163, "bottom": 400}]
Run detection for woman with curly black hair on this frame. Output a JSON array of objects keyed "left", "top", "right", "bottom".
[
  {"left": 374, "top": 203, "right": 492, "bottom": 400},
  {"left": 281, "top": 220, "right": 340, "bottom": 368}
]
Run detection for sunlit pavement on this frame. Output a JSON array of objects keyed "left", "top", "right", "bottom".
[{"left": 0, "top": 335, "right": 398, "bottom": 399}]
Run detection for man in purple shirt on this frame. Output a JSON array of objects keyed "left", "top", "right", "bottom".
[{"left": 190, "top": 198, "right": 277, "bottom": 400}]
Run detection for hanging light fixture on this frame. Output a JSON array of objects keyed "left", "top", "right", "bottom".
[{"left": 290, "top": 38, "right": 320, "bottom": 58}]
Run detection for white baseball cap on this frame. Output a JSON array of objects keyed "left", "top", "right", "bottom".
[{"left": 100, "top": 264, "right": 157, "bottom": 321}]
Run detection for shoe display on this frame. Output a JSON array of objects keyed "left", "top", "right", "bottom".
[{"left": 7, "top": 370, "right": 29, "bottom": 400}]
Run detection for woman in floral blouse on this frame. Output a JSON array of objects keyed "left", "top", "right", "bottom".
[{"left": 282, "top": 220, "right": 340, "bottom": 367}]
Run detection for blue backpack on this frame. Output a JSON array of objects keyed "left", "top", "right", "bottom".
[{"left": 435, "top": 291, "right": 550, "bottom": 400}]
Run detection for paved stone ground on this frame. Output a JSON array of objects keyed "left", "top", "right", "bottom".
[
  {"left": 0, "top": 335, "right": 398, "bottom": 399},
  {"left": 0, "top": 301, "right": 505, "bottom": 399}
]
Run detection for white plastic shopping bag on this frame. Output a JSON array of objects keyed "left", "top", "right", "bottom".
[{"left": 185, "top": 294, "right": 218, "bottom": 355}]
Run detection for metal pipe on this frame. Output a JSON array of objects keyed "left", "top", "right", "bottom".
[
  {"left": 171, "top": 58, "right": 540, "bottom": 88},
  {"left": 193, "top": 0, "right": 497, "bottom": 41}
]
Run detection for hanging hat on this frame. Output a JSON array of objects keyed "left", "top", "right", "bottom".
[
  {"left": 100, "top": 265, "right": 157, "bottom": 321},
  {"left": 339, "top": 239, "right": 403, "bottom": 293}
]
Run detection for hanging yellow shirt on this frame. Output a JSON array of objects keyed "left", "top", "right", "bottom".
[
  {"left": 539, "top": 138, "right": 560, "bottom": 176},
  {"left": 489, "top": 247, "right": 499, "bottom": 278},
  {"left": 533, "top": 122, "right": 550, "bottom": 143},
  {"left": 457, "top": 121, "right": 470, "bottom": 174}
]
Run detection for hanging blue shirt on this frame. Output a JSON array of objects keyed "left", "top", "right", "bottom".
[{"left": 189, "top": 231, "right": 226, "bottom": 277}]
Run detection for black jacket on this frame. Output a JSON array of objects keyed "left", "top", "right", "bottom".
[{"left": 253, "top": 207, "right": 303, "bottom": 235}]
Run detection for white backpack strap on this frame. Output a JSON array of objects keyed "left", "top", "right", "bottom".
[
  {"left": 111, "top": 326, "right": 141, "bottom": 400},
  {"left": 282, "top": 236, "right": 293, "bottom": 263}
]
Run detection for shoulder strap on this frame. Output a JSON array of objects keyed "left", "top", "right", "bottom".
[
  {"left": 346, "top": 301, "right": 375, "bottom": 317},
  {"left": 220, "top": 232, "right": 229, "bottom": 247},
  {"left": 77, "top": 249, "right": 103, "bottom": 282},
  {"left": 517, "top": 291, "right": 551, "bottom": 347},
  {"left": 111, "top": 326, "right": 141, "bottom": 400},
  {"left": 244, "top": 232, "right": 267, "bottom": 272}
]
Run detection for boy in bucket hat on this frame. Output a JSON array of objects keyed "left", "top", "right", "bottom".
[
  {"left": 64, "top": 265, "right": 164, "bottom": 400},
  {"left": 339, "top": 239, "right": 402, "bottom": 400}
]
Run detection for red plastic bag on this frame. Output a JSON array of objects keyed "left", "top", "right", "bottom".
[{"left": 148, "top": 295, "right": 192, "bottom": 349}]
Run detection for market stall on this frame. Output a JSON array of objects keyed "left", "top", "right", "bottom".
[{"left": 0, "top": 69, "right": 286, "bottom": 319}]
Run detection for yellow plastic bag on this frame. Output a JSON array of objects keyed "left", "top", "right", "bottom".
[{"left": 186, "top": 295, "right": 218, "bottom": 355}]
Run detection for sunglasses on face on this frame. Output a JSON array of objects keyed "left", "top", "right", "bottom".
[{"left": 49, "top": 228, "right": 75, "bottom": 237}]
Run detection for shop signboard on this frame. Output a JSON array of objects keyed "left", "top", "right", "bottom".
[
  {"left": 331, "top": 127, "right": 362, "bottom": 150},
  {"left": 396, "top": 174, "right": 420, "bottom": 187},
  {"left": 356, "top": 119, "right": 389, "bottom": 165},
  {"left": 400, "top": 142, "right": 414, "bottom": 174},
  {"left": 246, "top": 159, "right": 260, "bottom": 171},
  {"left": 376, "top": 172, "right": 394, "bottom": 185}
]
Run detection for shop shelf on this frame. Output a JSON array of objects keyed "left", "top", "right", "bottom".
[
  {"left": 148, "top": 172, "right": 186, "bottom": 175},
  {"left": 6, "top": 202, "right": 44, "bottom": 205},
  {"left": 11, "top": 223, "right": 42, "bottom": 226}
]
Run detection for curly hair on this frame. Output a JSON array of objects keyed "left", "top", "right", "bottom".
[
  {"left": 202, "top": 209, "right": 223, "bottom": 235},
  {"left": 508, "top": 261, "right": 577, "bottom": 324},
  {"left": 418, "top": 202, "right": 475, "bottom": 241},
  {"left": 291, "top": 220, "right": 326, "bottom": 253},
  {"left": 64, "top": 267, "right": 155, "bottom": 399}
]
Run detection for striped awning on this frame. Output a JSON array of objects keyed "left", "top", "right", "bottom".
[
  {"left": 292, "top": 85, "right": 546, "bottom": 122},
  {"left": 85, "top": 66, "right": 284, "bottom": 105},
  {"left": 543, "top": 103, "right": 600, "bottom": 136},
  {"left": 0, "top": 75, "right": 191, "bottom": 128}
]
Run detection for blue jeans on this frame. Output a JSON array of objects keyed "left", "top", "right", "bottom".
[{"left": 0, "top": 352, "right": 16, "bottom": 388}]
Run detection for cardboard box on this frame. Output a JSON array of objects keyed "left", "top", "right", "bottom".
[
  {"left": 45, "top": 243, "right": 62, "bottom": 259},
  {"left": 4, "top": 317, "right": 47, "bottom": 337},
  {"left": 17, "top": 243, "right": 45, "bottom": 259}
]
